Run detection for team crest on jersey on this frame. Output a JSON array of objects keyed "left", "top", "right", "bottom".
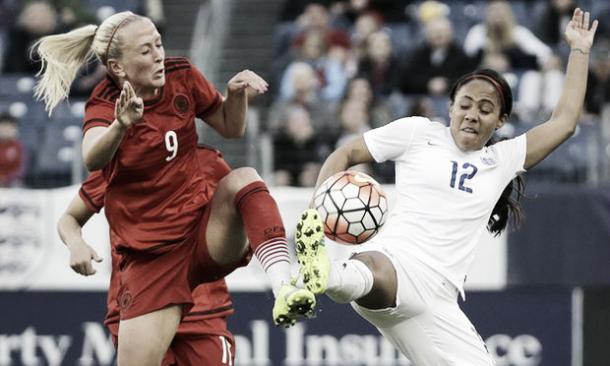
[
  {"left": 173, "top": 94, "right": 190, "bottom": 115},
  {"left": 119, "top": 290, "right": 132, "bottom": 310},
  {"left": 480, "top": 148, "right": 498, "bottom": 166}
]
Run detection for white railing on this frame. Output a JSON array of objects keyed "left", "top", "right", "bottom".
[{"left": 190, "top": 0, "right": 231, "bottom": 86}]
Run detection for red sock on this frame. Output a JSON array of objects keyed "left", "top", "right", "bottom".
[{"left": 234, "top": 181, "right": 291, "bottom": 294}]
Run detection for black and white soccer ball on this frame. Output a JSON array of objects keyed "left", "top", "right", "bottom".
[{"left": 313, "top": 170, "right": 388, "bottom": 245}]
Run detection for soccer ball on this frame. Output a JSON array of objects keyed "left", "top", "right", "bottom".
[{"left": 313, "top": 170, "right": 388, "bottom": 245}]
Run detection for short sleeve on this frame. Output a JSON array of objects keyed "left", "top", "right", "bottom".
[
  {"left": 363, "top": 117, "right": 429, "bottom": 162},
  {"left": 79, "top": 171, "right": 107, "bottom": 213},
  {"left": 83, "top": 98, "right": 115, "bottom": 133},
  {"left": 492, "top": 134, "right": 527, "bottom": 182},
  {"left": 190, "top": 65, "right": 223, "bottom": 119}
]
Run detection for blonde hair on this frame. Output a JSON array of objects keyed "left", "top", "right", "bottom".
[
  {"left": 33, "top": 11, "right": 143, "bottom": 115},
  {"left": 485, "top": 1, "right": 516, "bottom": 52}
]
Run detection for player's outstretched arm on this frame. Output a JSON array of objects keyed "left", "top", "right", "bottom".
[
  {"left": 315, "top": 136, "right": 375, "bottom": 190},
  {"left": 57, "top": 195, "right": 102, "bottom": 276},
  {"left": 206, "top": 70, "right": 268, "bottom": 138},
  {"left": 524, "top": 8, "right": 598, "bottom": 169}
]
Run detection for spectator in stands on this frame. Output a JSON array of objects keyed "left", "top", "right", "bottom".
[
  {"left": 272, "top": 1, "right": 350, "bottom": 61},
  {"left": 4, "top": 1, "right": 59, "bottom": 73},
  {"left": 464, "top": 0, "right": 552, "bottom": 71},
  {"left": 292, "top": 2, "right": 351, "bottom": 53},
  {"left": 0, "top": 113, "right": 25, "bottom": 187},
  {"left": 343, "top": 76, "right": 391, "bottom": 127},
  {"left": 400, "top": 16, "right": 473, "bottom": 96},
  {"left": 536, "top": 0, "right": 577, "bottom": 49},
  {"left": 280, "top": 30, "right": 348, "bottom": 103},
  {"left": 348, "top": 11, "right": 382, "bottom": 66},
  {"left": 357, "top": 30, "right": 399, "bottom": 97},
  {"left": 273, "top": 2, "right": 350, "bottom": 94},
  {"left": 335, "top": 98, "right": 370, "bottom": 147},
  {"left": 270, "top": 62, "right": 336, "bottom": 135},
  {"left": 273, "top": 105, "right": 331, "bottom": 186}
]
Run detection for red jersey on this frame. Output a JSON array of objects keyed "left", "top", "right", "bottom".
[
  {"left": 79, "top": 147, "right": 234, "bottom": 333},
  {"left": 83, "top": 57, "right": 223, "bottom": 251}
]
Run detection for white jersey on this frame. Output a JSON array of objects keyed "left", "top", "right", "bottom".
[{"left": 363, "top": 117, "right": 526, "bottom": 294}]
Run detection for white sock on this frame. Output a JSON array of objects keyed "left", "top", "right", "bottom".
[
  {"left": 254, "top": 238, "right": 291, "bottom": 297},
  {"left": 326, "top": 259, "right": 374, "bottom": 303}
]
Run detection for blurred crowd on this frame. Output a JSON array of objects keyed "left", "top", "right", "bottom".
[
  {"left": 266, "top": 0, "right": 610, "bottom": 186},
  {"left": 0, "top": 0, "right": 608, "bottom": 188}
]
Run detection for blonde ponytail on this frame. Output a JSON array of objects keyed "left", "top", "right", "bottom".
[
  {"left": 33, "top": 25, "right": 97, "bottom": 115},
  {"left": 33, "top": 11, "right": 140, "bottom": 115}
]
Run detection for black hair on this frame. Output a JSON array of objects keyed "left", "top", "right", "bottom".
[
  {"left": 450, "top": 69, "right": 524, "bottom": 235},
  {"left": 449, "top": 68, "right": 513, "bottom": 117}
]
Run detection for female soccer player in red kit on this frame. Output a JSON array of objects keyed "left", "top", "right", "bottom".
[
  {"left": 35, "top": 11, "right": 315, "bottom": 365},
  {"left": 58, "top": 147, "right": 237, "bottom": 365}
]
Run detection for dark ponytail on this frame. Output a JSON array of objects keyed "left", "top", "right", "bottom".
[
  {"left": 450, "top": 69, "right": 524, "bottom": 235},
  {"left": 487, "top": 136, "right": 526, "bottom": 236}
]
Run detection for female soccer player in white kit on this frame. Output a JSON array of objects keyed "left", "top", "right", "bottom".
[{"left": 295, "top": 8, "right": 598, "bottom": 365}]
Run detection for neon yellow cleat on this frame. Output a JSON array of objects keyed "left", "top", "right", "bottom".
[
  {"left": 272, "top": 284, "right": 316, "bottom": 328},
  {"left": 295, "top": 209, "right": 330, "bottom": 295}
]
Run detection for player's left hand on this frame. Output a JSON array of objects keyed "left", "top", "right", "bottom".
[
  {"left": 564, "top": 8, "right": 598, "bottom": 52},
  {"left": 227, "top": 70, "right": 268, "bottom": 95},
  {"left": 69, "top": 242, "right": 103, "bottom": 276}
]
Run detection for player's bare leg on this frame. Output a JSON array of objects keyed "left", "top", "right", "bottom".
[
  {"left": 205, "top": 168, "right": 251, "bottom": 267},
  {"left": 206, "top": 167, "right": 315, "bottom": 326},
  {"left": 117, "top": 305, "right": 181, "bottom": 366},
  {"left": 296, "top": 209, "right": 397, "bottom": 309}
]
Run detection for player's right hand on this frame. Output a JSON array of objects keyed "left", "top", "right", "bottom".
[
  {"left": 564, "top": 8, "right": 598, "bottom": 52},
  {"left": 114, "top": 81, "right": 144, "bottom": 129},
  {"left": 69, "top": 242, "right": 103, "bottom": 276}
]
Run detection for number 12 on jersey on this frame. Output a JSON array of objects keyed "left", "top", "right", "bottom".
[{"left": 450, "top": 161, "right": 478, "bottom": 193}]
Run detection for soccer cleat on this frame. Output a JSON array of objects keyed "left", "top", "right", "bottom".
[
  {"left": 295, "top": 209, "right": 330, "bottom": 295},
  {"left": 272, "top": 284, "right": 316, "bottom": 328}
]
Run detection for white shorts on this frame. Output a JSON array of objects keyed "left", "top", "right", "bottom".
[{"left": 350, "top": 246, "right": 495, "bottom": 366}]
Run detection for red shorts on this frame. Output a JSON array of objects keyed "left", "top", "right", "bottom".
[
  {"left": 117, "top": 204, "right": 252, "bottom": 320},
  {"left": 163, "top": 317, "right": 235, "bottom": 366},
  {"left": 109, "top": 317, "right": 235, "bottom": 366}
]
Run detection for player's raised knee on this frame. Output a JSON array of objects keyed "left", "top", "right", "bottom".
[{"left": 220, "top": 167, "right": 264, "bottom": 194}]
